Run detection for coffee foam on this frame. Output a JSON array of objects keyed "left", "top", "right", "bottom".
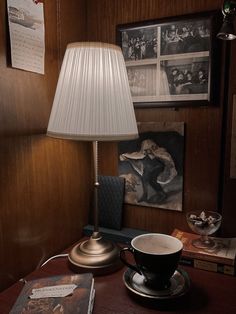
[{"left": 132, "top": 234, "right": 182, "bottom": 255}]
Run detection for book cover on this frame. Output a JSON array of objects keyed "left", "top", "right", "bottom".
[
  {"left": 172, "top": 229, "right": 236, "bottom": 266},
  {"left": 10, "top": 273, "right": 95, "bottom": 314}
]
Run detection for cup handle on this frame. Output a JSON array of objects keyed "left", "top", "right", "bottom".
[{"left": 120, "top": 247, "right": 142, "bottom": 275}]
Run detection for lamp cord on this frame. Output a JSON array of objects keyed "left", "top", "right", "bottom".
[
  {"left": 18, "top": 253, "right": 69, "bottom": 284},
  {"left": 40, "top": 253, "right": 69, "bottom": 267}
]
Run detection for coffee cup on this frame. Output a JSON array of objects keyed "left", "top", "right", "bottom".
[{"left": 120, "top": 233, "right": 183, "bottom": 289}]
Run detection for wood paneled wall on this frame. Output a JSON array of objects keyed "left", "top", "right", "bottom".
[
  {"left": 0, "top": 0, "right": 235, "bottom": 292},
  {"left": 0, "top": 0, "right": 90, "bottom": 291},
  {"left": 221, "top": 39, "right": 236, "bottom": 236},
  {"left": 87, "top": 0, "right": 235, "bottom": 235}
]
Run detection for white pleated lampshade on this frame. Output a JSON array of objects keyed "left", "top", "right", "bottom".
[{"left": 47, "top": 42, "right": 138, "bottom": 141}]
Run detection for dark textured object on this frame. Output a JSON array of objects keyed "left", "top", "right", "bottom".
[
  {"left": 9, "top": 274, "right": 94, "bottom": 314},
  {"left": 120, "top": 234, "right": 183, "bottom": 289},
  {"left": 98, "top": 175, "right": 125, "bottom": 230},
  {"left": 1, "top": 238, "right": 236, "bottom": 314},
  {"left": 83, "top": 225, "right": 148, "bottom": 244},
  {"left": 91, "top": 175, "right": 125, "bottom": 230}
]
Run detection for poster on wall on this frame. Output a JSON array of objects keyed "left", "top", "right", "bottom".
[
  {"left": 7, "top": 0, "right": 45, "bottom": 74},
  {"left": 118, "top": 122, "right": 185, "bottom": 211}
]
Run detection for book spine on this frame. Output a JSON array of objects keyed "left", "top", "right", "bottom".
[
  {"left": 183, "top": 250, "right": 234, "bottom": 266},
  {"left": 179, "top": 256, "right": 235, "bottom": 276}
]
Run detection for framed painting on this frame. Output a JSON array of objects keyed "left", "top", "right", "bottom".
[
  {"left": 116, "top": 11, "right": 221, "bottom": 108},
  {"left": 118, "top": 122, "right": 185, "bottom": 211}
]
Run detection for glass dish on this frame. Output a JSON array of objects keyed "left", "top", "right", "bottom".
[{"left": 186, "top": 210, "right": 222, "bottom": 249}]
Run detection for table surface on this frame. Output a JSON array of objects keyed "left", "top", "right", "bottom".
[{"left": 1, "top": 240, "right": 236, "bottom": 314}]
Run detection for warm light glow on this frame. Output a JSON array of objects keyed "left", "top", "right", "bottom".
[{"left": 47, "top": 42, "right": 138, "bottom": 141}]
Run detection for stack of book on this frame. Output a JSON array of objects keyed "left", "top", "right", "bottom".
[
  {"left": 172, "top": 229, "right": 236, "bottom": 276},
  {"left": 10, "top": 273, "right": 95, "bottom": 314}
]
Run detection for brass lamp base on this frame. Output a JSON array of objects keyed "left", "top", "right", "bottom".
[{"left": 68, "top": 232, "right": 122, "bottom": 275}]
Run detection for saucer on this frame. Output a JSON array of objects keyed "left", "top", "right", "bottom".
[{"left": 123, "top": 268, "right": 190, "bottom": 300}]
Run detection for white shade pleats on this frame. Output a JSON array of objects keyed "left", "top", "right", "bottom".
[{"left": 47, "top": 42, "right": 138, "bottom": 141}]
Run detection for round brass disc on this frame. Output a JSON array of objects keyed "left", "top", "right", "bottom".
[{"left": 68, "top": 232, "right": 123, "bottom": 275}]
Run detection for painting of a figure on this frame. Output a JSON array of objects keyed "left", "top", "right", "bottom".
[
  {"left": 121, "top": 26, "right": 157, "bottom": 61},
  {"left": 118, "top": 122, "right": 184, "bottom": 211}
]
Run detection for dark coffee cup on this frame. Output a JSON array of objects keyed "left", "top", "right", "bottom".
[{"left": 120, "top": 233, "right": 183, "bottom": 289}]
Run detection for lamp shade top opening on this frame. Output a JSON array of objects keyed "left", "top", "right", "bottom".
[{"left": 47, "top": 42, "right": 138, "bottom": 141}]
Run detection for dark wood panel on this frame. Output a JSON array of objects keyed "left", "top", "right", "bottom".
[
  {"left": 0, "top": 0, "right": 234, "bottom": 294},
  {"left": 0, "top": 0, "right": 87, "bottom": 136},
  {"left": 0, "top": 0, "right": 89, "bottom": 291},
  {"left": 221, "top": 40, "right": 236, "bottom": 237},
  {"left": 87, "top": 0, "right": 226, "bottom": 235},
  {"left": 87, "top": 0, "right": 222, "bottom": 43},
  {"left": 1, "top": 240, "right": 236, "bottom": 314},
  {"left": 0, "top": 0, "right": 59, "bottom": 136},
  {"left": 59, "top": 0, "right": 87, "bottom": 58},
  {"left": 0, "top": 135, "right": 91, "bottom": 291}
]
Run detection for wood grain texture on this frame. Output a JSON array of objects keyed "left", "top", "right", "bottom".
[
  {"left": 87, "top": 0, "right": 229, "bottom": 235},
  {"left": 1, "top": 240, "right": 236, "bottom": 314},
  {"left": 220, "top": 40, "right": 236, "bottom": 236},
  {"left": 0, "top": 0, "right": 235, "bottom": 293},
  {"left": 0, "top": 135, "right": 91, "bottom": 290},
  {"left": 87, "top": 0, "right": 222, "bottom": 43},
  {"left": 0, "top": 0, "right": 89, "bottom": 291},
  {"left": 58, "top": 0, "right": 87, "bottom": 62},
  {"left": 0, "top": 0, "right": 58, "bottom": 136}
]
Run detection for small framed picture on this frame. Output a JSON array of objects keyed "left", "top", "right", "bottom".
[
  {"left": 116, "top": 11, "right": 221, "bottom": 108},
  {"left": 118, "top": 122, "right": 185, "bottom": 211}
]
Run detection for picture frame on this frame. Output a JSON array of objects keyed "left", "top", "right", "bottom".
[
  {"left": 118, "top": 122, "right": 185, "bottom": 211},
  {"left": 116, "top": 11, "right": 221, "bottom": 108}
]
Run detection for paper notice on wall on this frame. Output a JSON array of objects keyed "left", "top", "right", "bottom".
[
  {"left": 230, "top": 95, "right": 236, "bottom": 179},
  {"left": 7, "top": 0, "right": 45, "bottom": 74}
]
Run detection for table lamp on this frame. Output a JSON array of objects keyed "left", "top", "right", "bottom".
[
  {"left": 217, "top": 0, "right": 236, "bottom": 40},
  {"left": 47, "top": 42, "right": 138, "bottom": 273}
]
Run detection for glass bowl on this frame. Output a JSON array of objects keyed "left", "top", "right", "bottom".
[{"left": 186, "top": 210, "right": 222, "bottom": 249}]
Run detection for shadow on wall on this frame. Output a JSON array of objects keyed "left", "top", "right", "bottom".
[{"left": 0, "top": 135, "right": 91, "bottom": 291}]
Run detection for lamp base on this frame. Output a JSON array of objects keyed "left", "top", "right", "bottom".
[{"left": 68, "top": 232, "right": 123, "bottom": 275}]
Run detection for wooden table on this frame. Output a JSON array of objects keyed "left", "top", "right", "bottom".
[{"left": 0, "top": 241, "right": 236, "bottom": 314}]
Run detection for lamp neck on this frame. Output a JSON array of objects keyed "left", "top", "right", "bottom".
[
  {"left": 93, "top": 141, "right": 99, "bottom": 186},
  {"left": 93, "top": 141, "right": 100, "bottom": 232}
]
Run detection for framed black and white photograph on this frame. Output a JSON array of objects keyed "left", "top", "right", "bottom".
[
  {"left": 116, "top": 11, "right": 221, "bottom": 107},
  {"left": 118, "top": 122, "right": 185, "bottom": 211}
]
